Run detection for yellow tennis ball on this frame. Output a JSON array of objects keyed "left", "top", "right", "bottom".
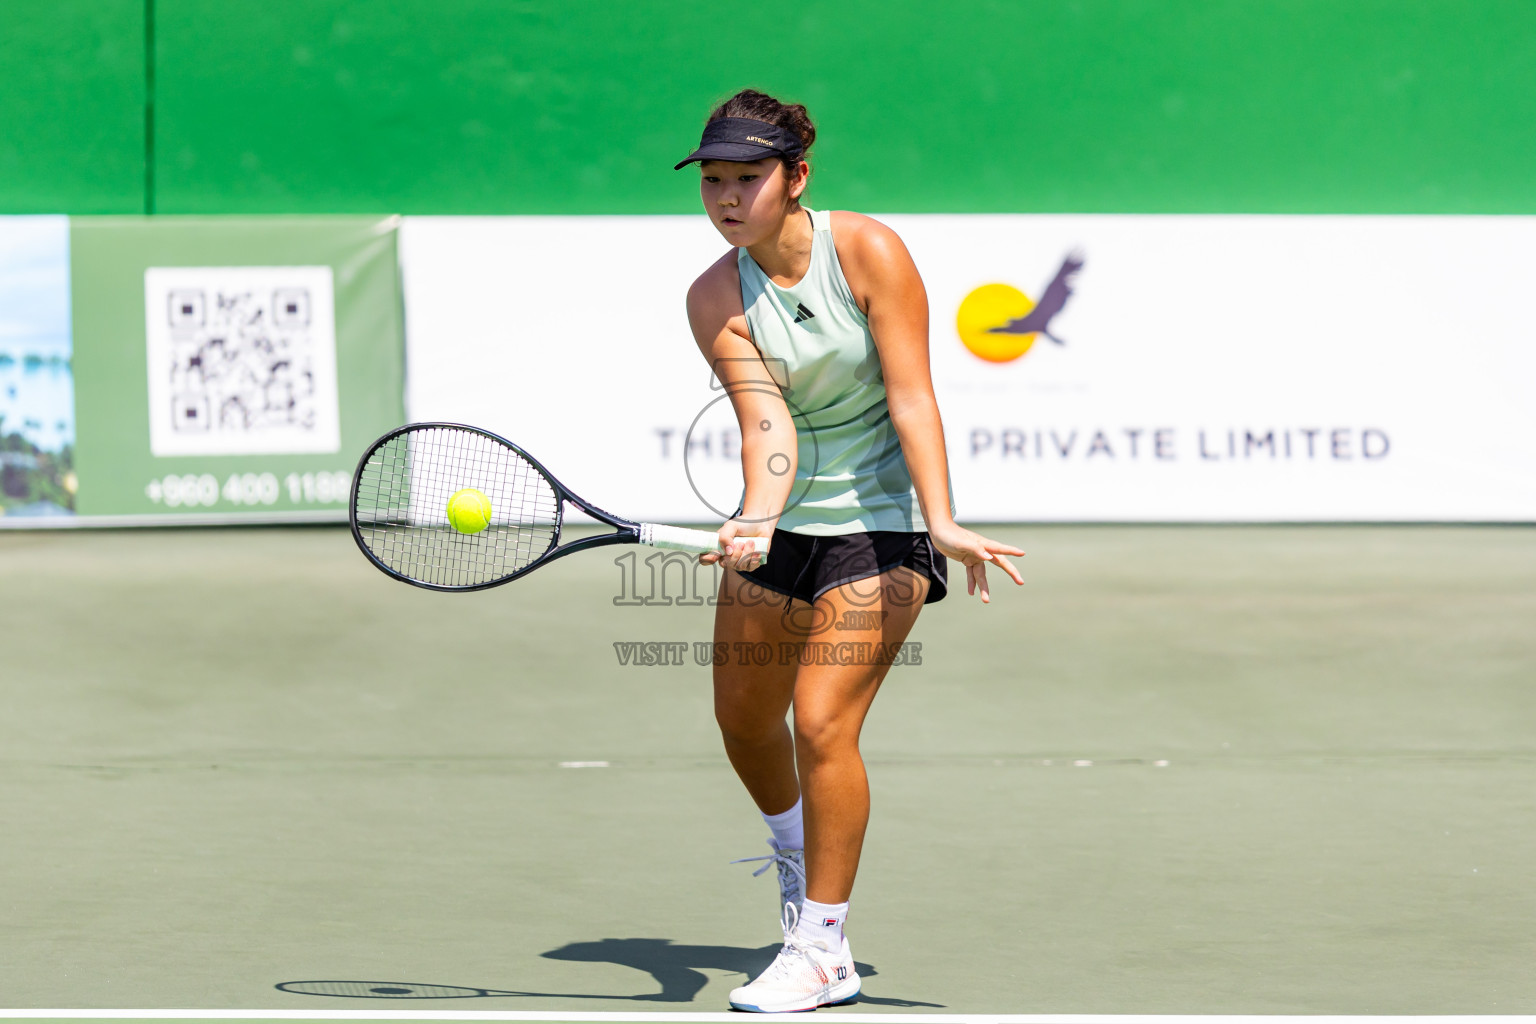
[{"left": 446, "top": 487, "right": 492, "bottom": 535}]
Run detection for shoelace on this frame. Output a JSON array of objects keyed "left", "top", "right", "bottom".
[
  {"left": 731, "top": 840, "right": 807, "bottom": 905},
  {"left": 755, "top": 901, "right": 818, "bottom": 985}
]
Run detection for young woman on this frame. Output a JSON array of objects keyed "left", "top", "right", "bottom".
[{"left": 677, "top": 90, "right": 1025, "bottom": 1012}]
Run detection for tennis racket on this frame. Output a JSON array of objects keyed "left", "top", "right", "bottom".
[{"left": 349, "top": 422, "right": 766, "bottom": 592}]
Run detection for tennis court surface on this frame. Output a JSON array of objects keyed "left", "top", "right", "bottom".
[{"left": 2, "top": 525, "right": 1534, "bottom": 1015}]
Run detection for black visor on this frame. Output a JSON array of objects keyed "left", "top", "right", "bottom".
[{"left": 673, "top": 117, "right": 804, "bottom": 170}]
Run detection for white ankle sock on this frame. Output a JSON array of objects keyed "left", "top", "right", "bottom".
[
  {"left": 761, "top": 797, "right": 803, "bottom": 851},
  {"left": 795, "top": 897, "right": 848, "bottom": 951}
]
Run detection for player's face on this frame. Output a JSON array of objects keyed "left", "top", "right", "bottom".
[{"left": 699, "top": 159, "right": 805, "bottom": 245}]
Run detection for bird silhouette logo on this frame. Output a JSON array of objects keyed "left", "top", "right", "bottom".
[{"left": 956, "top": 251, "right": 1084, "bottom": 363}]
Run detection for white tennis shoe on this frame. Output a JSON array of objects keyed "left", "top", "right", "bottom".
[
  {"left": 731, "top": 838, "right": 805, "bottom": 913},
  {"left": 728, "top": 902, "right": 860, "bottom": 1013}
]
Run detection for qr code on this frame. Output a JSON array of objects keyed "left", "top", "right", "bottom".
[{"left": 144, "top": 266, "right": 341, "bottom": 456}]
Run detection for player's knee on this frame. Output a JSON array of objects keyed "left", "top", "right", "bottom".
[
  {"left": 714, "top": 702, "right": 785, "bottom": 748},
  {"left": 791, "top": 713, "right": 851, "bottom": 763}
]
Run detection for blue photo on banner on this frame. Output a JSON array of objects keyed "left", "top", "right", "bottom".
[{"left": 0, "top": 216, "right": 75, "bottom": 517}]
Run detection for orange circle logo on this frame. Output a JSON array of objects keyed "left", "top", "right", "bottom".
[
  {"left": 956, "top": 283, "right": 1037, "bottom": 363},
  {"left": 955, "top": 253, "right": 1085, "bottom": 363}
]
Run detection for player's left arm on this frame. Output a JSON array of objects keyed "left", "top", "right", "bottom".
[{"left": 834, "top": 212, "right": 1025, "bottom": 602}]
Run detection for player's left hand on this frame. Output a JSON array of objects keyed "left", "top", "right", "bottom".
[{"left": 926, "top": 519, "right": 1025, "bottom": 603}]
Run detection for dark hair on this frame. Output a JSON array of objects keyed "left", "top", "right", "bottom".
[{"left": 707, "top": 89, "right": 815, "bottom": 187}]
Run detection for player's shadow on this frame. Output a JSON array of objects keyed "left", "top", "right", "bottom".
[
  {"left": 540, "top": 937, "right": 944, "bottom": 1007},
  {"left": 275, "top": 940, "right": 943, "bottom": 1007}
]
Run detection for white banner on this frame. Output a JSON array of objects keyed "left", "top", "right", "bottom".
[{"left": 400, "top": 215, "right": 1536, "bottom": 522}]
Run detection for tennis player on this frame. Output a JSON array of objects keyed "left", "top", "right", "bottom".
[{"left": 678, "top": 90, "right": 1026, "bottom": 1012}]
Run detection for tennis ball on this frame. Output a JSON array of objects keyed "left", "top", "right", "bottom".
[{"left": 446, "top": 487, "right": 492, "bottom": 535}]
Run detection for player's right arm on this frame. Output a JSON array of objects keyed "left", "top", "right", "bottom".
[{"left": 685, "top": 252, "right": 798, "bottom": 571}]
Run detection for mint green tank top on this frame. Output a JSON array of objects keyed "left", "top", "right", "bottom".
[{"left": 737, "top": 207, "right": 953, "bottom": 536}]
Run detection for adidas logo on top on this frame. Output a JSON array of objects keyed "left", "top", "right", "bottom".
[{"left": 792, "top": 302, "right": 816, "bottom": 324}]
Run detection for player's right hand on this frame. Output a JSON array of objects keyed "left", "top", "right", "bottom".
[{"left": 701, "top": 519, "right": 768, "bottom": 573}]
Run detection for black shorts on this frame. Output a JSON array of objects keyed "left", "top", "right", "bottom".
[{"left": 739, "top": 529, "right": 948, "bottom": 606}]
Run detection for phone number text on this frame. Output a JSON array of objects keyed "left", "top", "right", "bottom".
[{"left": 145, "top": 471, "right": 352, "bottom": 508}]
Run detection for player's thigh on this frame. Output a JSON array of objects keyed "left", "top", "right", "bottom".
[
  {"left": 712, "top": 567, "right": 806, "bottom": 739},
  {"left": 792, "top": 566, "right": 930, "bottom": 747}
]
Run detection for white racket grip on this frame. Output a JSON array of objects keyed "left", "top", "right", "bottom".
[{"left": 640, "top": 523, "right": 768, "bottom": 562}]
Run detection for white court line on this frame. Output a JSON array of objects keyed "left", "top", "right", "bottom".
[{"left": 1, "top": 1014, "right": 1534, "bottom": 1024}]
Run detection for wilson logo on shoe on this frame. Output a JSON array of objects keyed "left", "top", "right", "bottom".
[{"left": 834, "top": 966, "right": 849, "bottom": 981}]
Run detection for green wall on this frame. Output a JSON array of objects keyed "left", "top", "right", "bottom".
[
  {"left": 0, "top": 1, "right": 146, "bottom": 214},
  {"left": 4, "top": 0, "right": 1535, "bottom": 215}
]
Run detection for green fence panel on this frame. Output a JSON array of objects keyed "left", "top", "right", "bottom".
[
  {"left": 0, "top": 0, "right": 146, "bottom": 213},
  {"left": 150, "top": 0, "right": 1536, "bottom": 215}
]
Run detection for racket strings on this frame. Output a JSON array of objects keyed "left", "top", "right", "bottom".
[{"left": 353, "top": 426, "right": 560, "bottom": 587}]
